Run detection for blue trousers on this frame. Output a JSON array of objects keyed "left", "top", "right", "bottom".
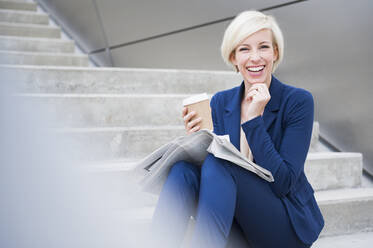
[{"left": 152, "top": 154, "right": 309, "bottom": 248}]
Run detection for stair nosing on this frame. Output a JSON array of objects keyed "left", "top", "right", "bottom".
[
  {"left": 0, "top": 1, "right": 37, "bottom": 12},
  {"left": 0, "top": 8, "right": 47, "bottom": 16},
  {"left": 0, "top": 63, "right": 238, "bottom": 74},
  {"left": 13, "top": 93, "right": 194, "bottom": 98},
  {"left": 54, "top": 125, "right": 185, "bottom": 133},
  {"left": 315, "top": 187, "right": 373, "bottom": 203},
  {"left": 307, "top": 152, "right": 363, "bottom": 159},
  {"left": 0, "top": 34, "right": 73, "bottom": 43},
  {"left": 0, "top": 50, "right": 87, "bottom": 57},
  {"left": 0, "top": 21, "right": 59, "bottom": 29}
]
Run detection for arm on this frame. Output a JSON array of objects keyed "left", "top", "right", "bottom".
[
  {"left": 210, "top": 94, "right": 223, "bottom": 135},
  {"left": 241, "top": 90, "right": 314, "bottom": 198}
]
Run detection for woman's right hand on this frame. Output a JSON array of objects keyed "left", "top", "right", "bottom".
[{"left": 182, "top": 107, "right": 202, "bottom": 135}]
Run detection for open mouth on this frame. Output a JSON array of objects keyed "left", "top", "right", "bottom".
[{"left": 247, "top": 65, "right": 265, "bottom": 72}]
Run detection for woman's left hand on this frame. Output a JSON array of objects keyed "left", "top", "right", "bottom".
[{"left": 242, "top": 83, "right": 271, "bottom": 123}]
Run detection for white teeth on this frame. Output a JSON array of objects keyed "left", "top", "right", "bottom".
[{"left": 247, "top": 66, "right": 264, "bottom": 72}]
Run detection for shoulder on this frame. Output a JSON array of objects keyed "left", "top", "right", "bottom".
[
  {"left": 210, "top": 84, "right": 240, "bottom": 107},
  {"left": 278, "top": 81, "right": 314, "bottom": 123},
  {"left": 281, "top": 81, "right": 314, "bottom": 110}
]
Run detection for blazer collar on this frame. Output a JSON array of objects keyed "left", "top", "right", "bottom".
[
  {"left": 223, "top": 75, "right": 284, "bottom": 150},
  {"left": 265, "top": 75, "right": 283, "bottom": 112}
]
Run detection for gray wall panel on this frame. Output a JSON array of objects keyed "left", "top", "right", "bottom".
[
  {"left": 110, "top": 20, "right": 232, "bottom": 70},
  {"left": 96, "top": 0, "right": 290, "bottom": 46},
  {"left": 37, "top": 0, "right": 106, "bottom": 52}
]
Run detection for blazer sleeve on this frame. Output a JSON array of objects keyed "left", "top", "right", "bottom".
[
  {"left": 210, "top": 94, "right": 223, "bottom": 135},
  {"left": 241, "top": 89, "right": 314, "bottom": 198}
]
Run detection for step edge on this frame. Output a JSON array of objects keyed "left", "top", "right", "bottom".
[
  {"left": 315, "top": 187, "right": 373, "bottom": 203},
  {"left": 0, "top": 20, "right": 59, "bottom": 29},
  {"left": 0, "top": 50, "right": 87, "bottom": 57},
  {"left": 0, "top": 34, "right": 73, "bottom": 43},
  {"left": 0, "top": 64, "right": 237, "bottom": 74},
  {"left": 0, "top": 8, "right": 47, "bottom": 16}
]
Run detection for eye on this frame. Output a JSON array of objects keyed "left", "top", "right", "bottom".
[
  {"left": 238, "top": 47, "right": 249, "bottom": 52},
  {"left": 260, "top": 45, "right": 270, "bottom": 49}
]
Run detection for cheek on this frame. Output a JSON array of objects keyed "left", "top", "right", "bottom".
[
  {"left": 264, "top": 55, "right": 275, "bottom": 67},
  {"left": 235, "top": 53, "right": 249, "bottom": 64}
]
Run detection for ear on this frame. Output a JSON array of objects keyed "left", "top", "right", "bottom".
[
  {"left": 229, "top": 53, "right": 239, "bottom": 72},
  {"left": 273, "top": 45, "right": 279, "bottom": 62},
  {"left": 229, "top": 52, "right": 237, "bottom": 65}
]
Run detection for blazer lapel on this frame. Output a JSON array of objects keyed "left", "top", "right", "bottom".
[
  {"left": 223, "top": 82, "right": 245, "bottom": 150},
  {"left": 262, "top": 108, "right": 277, "bottom": 131},
  {"left": 263, "top": 76, "right": 284, "bottom": 131}
]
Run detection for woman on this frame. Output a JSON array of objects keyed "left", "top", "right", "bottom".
[{"left": 151, "top": 10, "right": 324, "bottom": 248}]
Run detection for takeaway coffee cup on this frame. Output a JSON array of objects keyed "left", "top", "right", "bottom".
[{"left": 183, "top": 93, "right": 213, "bottom": 131}]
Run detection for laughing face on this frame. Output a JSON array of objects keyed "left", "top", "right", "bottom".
[{"left": 231, "top": 28, "right": 278, "bottom": 88}]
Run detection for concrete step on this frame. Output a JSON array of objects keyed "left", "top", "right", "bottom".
[
  {"left": 13, "top": 93, "right": 320, "bottom": 149},
  {"left": 50, "top": 125, "right": 323, "bottom": 162},
  {"left": 0, "top": 21, "right": 60, "bottom": 38},
  {"left": 305, "top": 152, "right": 362, "bottom": 191},
  {"left": 87, "top": 151, "right": 362, "bottom": 192},
  {"left": 0, "top": 9, "right": 48, "bottom": 24},
  {"left": 14, "top": 93, "right": 204, "bottom": 126},
  {"left": 0, "top": 35, "right": 74, "bottom": 53},
  {"left": 0, "top": 50, "right": 89, "bottom": 66},
  {"left": 58, "top": 126, "right": 186, "bottom": 161},
  {"left": 84, "top": 153, "right": 364, "bottom": 211},
  {"left": 0, "top": 65, "right": 241, "bottom": 94},
  {"left": 316, "top": 187, "right": 373, "bottom": 237},
  {"left": 312, "top": 231, "right": 373, "bottom": 248},
  {"left": 0, "top": 0, "right": 37, "bottom": 11},
  {"left": 117, "top": 187, "right": 373, "bottom": 239},
  {"left": 13, "top": 94, "right": 319, "bottom": 128}
]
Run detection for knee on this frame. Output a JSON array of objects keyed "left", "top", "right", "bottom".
[
  {"left": 201, "top": 154, "right": 229, "bottom": 180},
  {"left": 168, "top": 161, "right": 200, "bottom": 189}
]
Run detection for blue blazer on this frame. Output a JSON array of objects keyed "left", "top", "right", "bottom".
[{"left": 210, "top": 75, "right": 324, "bottom": 245}]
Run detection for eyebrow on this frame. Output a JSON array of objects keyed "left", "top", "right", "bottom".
[{"left": 239, "top": 41, "right": 271, "bottom": 47}]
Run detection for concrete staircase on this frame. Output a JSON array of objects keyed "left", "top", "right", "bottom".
[
  {"left": 0, "top": 0, "right": 88, "bottom": 66},
  {"left": 1, "top": 0, "right": 372, "bottom": 247}
]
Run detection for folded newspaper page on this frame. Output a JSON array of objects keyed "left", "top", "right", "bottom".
[{"left": 133, "top": 129, "right": 274, "bottom": 194}]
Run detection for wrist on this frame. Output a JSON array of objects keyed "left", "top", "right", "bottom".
[
  {"left": 241, "top": 115, "right": 264, "bottom": 131},
  {"left": 242, "top": 113, "right": 261, "bottom": 123}
]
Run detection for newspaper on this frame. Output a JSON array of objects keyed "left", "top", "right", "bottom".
[{"left": 133, "top": 129, "right": 274, "bottom": 195}]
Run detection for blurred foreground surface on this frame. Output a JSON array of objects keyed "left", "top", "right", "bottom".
[{"left": 0, "top": 77, "right": 156, "bottom": 248}]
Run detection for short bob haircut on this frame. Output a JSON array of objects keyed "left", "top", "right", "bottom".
[{"left": 221, "top": 10, "right": 284, "bottom": 72}]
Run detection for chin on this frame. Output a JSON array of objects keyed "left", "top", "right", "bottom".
[
  {"left": 245, "top": 74, "right": 271, "bottom": 86},
  {"left": 247, "top": 78, "right": 265, "bottom": 85}
]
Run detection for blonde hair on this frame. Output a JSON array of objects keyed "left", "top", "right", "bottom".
[{"left": 221, "top": 10, "right": 284, "bottom": 72}]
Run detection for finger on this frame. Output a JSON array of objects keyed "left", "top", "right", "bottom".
[
  {"left": 248, "top": 84, "right": 269, "bottom": 98},
  {"left": 246, "top": 90, "right": 257, "bottom": 101},
  {"left": 247, "top": 91, "right": 256, "bottom": 99},
  {"left": 258, "top": 83, "right": 269, "bottom": 93},
  {"left": 257, "top": 84, "right": 269, "bottom": 94},
  {"left": 182, "top": 107, "right": 188, "bottom": 117},
  {"left": 183, "top": 111, "right": 196, "bottom": 124},
  {"left": 187, "top": 117, "right": 202, "bottom": 129},
  {"left": 248, "top": 84, "right": 265, "bottom": 92},
  {"left": 188, "top": 125, "right": 200, "bottom": 134},
  {"left": 247, "top": 87, "right": 259, "bottom": 97}
]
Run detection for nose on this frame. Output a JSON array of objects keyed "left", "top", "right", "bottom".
[{"left": 250, "top": 49, "right": 261, "bottom": 62}]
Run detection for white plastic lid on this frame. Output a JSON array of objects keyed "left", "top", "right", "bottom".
[{"left": 182, "top": 93, "right": 209, "bottom": 106}]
